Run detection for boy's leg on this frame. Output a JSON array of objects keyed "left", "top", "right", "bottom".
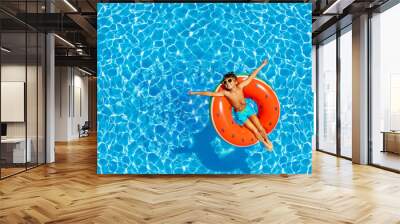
[
  {"left": 249, "top": 115, "right": 272, "bottom": 146},
  {"left": 243, "top": 120, "right": 272, "bottom": 151},
  {"left": 249, "top": 115, "right": 273, "bottom": 149},
  {"left": 249, "top": 115, "right": 267, "bottom": 137}
]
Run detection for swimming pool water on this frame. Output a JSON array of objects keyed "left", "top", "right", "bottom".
[{"left": 97, "top": 3, "right": 313, "bottom": 174}]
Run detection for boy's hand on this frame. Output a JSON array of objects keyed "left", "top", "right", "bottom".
[
  {"left": 188, "top": 91, "right": 193, "bottom": 95},
  {"left": 262, "top": 59, "right": 268, "bottom": 66}
]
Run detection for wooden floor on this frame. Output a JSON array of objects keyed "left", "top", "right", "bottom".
[
  {"left": 1, "top": 163, "right": 44, "bottom": 178},
  {"left": 1, "top": 135, "right": 400, "bottom": 224},
  {"left": 1, "top": 167, "right": 26, "bottom": 178},
  {"left": 372, "top": 150, "right": 400, "bottom": 171}
]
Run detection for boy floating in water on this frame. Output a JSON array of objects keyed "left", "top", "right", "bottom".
[{"left": 189, "top": 59, "right": 273, "bottom": 151}]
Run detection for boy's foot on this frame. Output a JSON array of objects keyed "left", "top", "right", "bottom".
[
  {"left": 261, "top": 139, "right": 273, "bottom": 152},
  {"left": 265, "top": 136, "right": 273, "bottom": 150},
  {"left": 263, "top": 134, "right": 270, "bottom": 144}
]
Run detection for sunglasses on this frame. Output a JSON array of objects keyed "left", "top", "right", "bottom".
[{"left": 223, "top": 78, "right": 234, "bottom": 85}]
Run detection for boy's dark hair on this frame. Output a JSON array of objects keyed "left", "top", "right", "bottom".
[{"left": 222, "top": 72, "right": 237, "bottom": 82}]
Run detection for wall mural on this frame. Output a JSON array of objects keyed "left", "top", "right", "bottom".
[{"left": 97, "top": 3, "right": 313, "bottom": 174}]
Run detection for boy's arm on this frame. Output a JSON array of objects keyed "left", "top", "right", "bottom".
[
  {"left": 189, "top": 91, "right": 225, "bottom": 97},
  {"left": 238, "top": 59, "right": 268, "bottom": 88}
]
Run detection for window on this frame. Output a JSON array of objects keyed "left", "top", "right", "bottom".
[
  {"left": 339, "top": 28, "right": 352, "bottom": 158},
  {"left": 317, "top": 36, "right": 337, "bottom": 154},
  {"left": 370, "top": 3, "right": 400, "bottom": 171}
]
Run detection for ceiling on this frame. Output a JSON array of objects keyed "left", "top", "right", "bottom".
[
  {"left": 0, "top": 0, "right": 97, "bottom": 74},
  {"left": 312, "top": 0, "right": 392, "bottom": 43}
]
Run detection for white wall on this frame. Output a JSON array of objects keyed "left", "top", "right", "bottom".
[
  {"left": 1, "top": 65, "right": 26, "bottom": 138},
  {"left": 55, "top": 66, "right": 69, "bottom": 141},
  {"left": 72, "top": 72, "right": 89, "bottom": 138},
  {"left": 54, "top": 67, "right": 89, "bottom": 141},
  {"left": 1, "top": 65, "right": 41, "bottom": 137}
]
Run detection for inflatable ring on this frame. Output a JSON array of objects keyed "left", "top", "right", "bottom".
[{"left": 210, "top": 76, "right": 280, "bottom": 147}]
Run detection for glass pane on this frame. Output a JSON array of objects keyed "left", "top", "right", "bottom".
[
  {"left": 318, "top": 37, "right": 337, "bottom": 154},
  {"left": 1, "top": 31, "right": 27, "bottom": 177},
  {"left": 38, "top": 32, "right": 45, "bottom": 165},
  {"left": 340, "top": 29, "right": 352, "bottom": 158},
  {"left": 0, "top": 1, "right": 46, "bottom": 178},
  {"left": 371, "top": 4, "right": 400, "bottom": 171},
  {"left": 27, "top": 31, "right": 38, "bottom": 169}
]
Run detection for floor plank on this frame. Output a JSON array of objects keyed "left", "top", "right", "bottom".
[{"left": 1, "top": 135, "right": 400, "bottom": 224}]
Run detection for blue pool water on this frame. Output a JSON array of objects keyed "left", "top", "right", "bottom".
[{"left": 97, "top": 3, "right": 313, "bottom": 174}]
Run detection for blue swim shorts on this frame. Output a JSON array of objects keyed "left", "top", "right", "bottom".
[{"left": 232, "top": 99, "right": 257, "bottom": 126}]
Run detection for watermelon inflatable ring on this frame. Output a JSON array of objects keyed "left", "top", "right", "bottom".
[{"left": 210, "top": 76, "right": 280, "bottom": 147}]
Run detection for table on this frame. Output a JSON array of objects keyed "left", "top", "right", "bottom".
[
  {"left": 1, "top": 138, "right": 31, "bottom": 163},
  {"left": 381, "top": 131, "right": 400, "bottom": 154}
]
